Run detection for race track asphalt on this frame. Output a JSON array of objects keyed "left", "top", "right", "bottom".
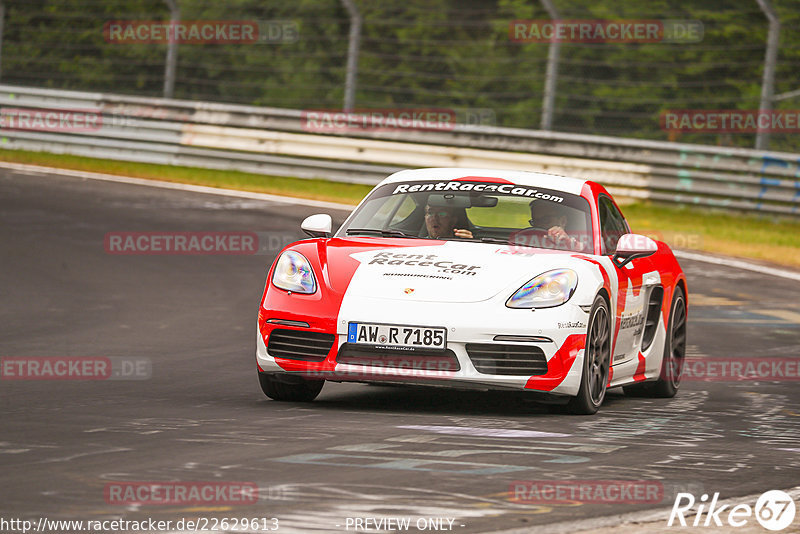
[{"left": 1, "top": 168, "right": 799, "bottom": 533}]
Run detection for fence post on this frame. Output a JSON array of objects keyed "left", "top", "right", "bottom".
[
  {"left": 163, "top": 0, "right": 180, "bottom": 99},
  {"left": 539, "top": 0, "right": 560, "bottom": 131},
  {"left": 755, "top": 0, "right": 780, "bottom": 151},
  {"left": 0, "top": 1, "right": 5, "bottom": 81},
  {"left": 340, "top": 0, "right": 361, "bottom": 112}
]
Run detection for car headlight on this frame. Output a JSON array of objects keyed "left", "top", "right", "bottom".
[
  {"left": 507, "top": 269, "right": 578, "bottom": 309},
  {"left": 272, "top": 251, "right": 317, "bottom": 294}
]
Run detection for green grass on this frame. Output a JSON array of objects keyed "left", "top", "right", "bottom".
[{"left": 3, "top": 148, "right": 800, "bottom": 268}]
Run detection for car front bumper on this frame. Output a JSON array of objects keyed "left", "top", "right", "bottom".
[{"left": 256, "top": 298, "right": 589, "bottom": 396}]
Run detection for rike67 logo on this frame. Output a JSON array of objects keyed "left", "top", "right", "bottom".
[{"left": 669, "top": 490, "right": 796, "bottom": 531}]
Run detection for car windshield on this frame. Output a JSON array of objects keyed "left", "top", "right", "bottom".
[{"left": 337, "top": 179, "right": 594, "bottom": 252}]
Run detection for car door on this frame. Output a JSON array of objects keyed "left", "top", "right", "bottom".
[{"left": 599, "top": 195, "right": 651, "bottom": 366}]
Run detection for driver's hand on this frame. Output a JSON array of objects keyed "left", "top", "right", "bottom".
[
  {"left": 548, "top": 226, "right": 586, "bottom": 251},
  {"left": 454, "top": 228, "right": 473, "bottom": 239},
  {"left": 547, "top": 226, "right": 569, "bottom": 243}
]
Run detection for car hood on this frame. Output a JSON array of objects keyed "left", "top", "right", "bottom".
[{"left": 326, "top": 238, "right": 586, "bottom": 304}]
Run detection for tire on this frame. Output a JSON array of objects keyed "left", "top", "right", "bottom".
[
  {"left": 652, "top": 286, "right": 687, "bottom": 397},
  {"left": 258, "top": 372, "right": 324, "bottom": 402},
  {"left": 567, "top": 295, "right": 612, "bottom": 415},
  {"left": 623, "top": 286, "right": 686, "bottom": 398}
]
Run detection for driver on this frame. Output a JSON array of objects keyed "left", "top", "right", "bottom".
[
  {"left": 528, "top": 201, "right": 587, "bottom": 251},
  {"left": 424, "top": 204, "right": 473, "bottom": 239}
]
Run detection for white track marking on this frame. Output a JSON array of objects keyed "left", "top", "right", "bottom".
[{"left": 674, "top": 250, "right": 800, "bottom": 282}]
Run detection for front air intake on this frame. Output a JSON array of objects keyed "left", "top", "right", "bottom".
[
  {"left": 267, "top": 329, "right": 335, "bottom": 362},
  {"left": 465, "top": 344, "right": 548, "bottom": 376}
]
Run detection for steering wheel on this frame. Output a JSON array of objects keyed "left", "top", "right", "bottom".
[{"left": 511, "top": 227, "right": 557, "bottom": 248}]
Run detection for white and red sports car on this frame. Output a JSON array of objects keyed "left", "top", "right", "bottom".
[{"left": 256, "top": 168, "right": 688, "bottom": 414}]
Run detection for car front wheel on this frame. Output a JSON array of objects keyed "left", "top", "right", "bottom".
[
  {"left": 258, "top": 372, "right": 324, "bottom": 402},
  {"left": 567, "top": 294, "right": 611, "bottom": 415}
]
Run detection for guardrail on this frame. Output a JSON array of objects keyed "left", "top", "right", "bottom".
[{"left": 1, "top": 84, "right": 798, "bottom": 216}]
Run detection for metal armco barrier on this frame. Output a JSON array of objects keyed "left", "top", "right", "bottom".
[{"left": 1, "top": 84, "right": 798, "bottom": 216}]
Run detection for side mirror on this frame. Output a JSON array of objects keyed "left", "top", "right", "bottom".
[
  {"left": 612, "top": 233, "right": 658, "bottom": 268},
  {"left": 301, "top": 214, "right": 332, "bottom": 238}
]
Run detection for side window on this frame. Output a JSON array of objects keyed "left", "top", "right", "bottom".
[
  {"left": 387, "top": 195, "right": 418, "bottom": 226},
  {"left": 366, "top": 195, "right": 419, "bottom": 229},
  {"left": 599, "top": 196, "right": 628, "bottom": 254}
]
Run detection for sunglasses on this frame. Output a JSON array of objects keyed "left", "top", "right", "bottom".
[{"left": 425, "top": 210, "right": 453, "bottom": 218}]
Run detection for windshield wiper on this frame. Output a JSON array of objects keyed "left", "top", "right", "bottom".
[
  {"left": 346, "top": 228, "right": 416, "bottom": 238},
  {"left": 476, "top": 237, "right": 511, "bottom": 244}
]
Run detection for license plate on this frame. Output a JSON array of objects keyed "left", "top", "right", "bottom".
[{"left": 347, "top": 322, "right": 447, "bottom": 351}]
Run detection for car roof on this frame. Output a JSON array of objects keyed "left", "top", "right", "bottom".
[{"left": 381, "top": 168, "right": 588, "bottom": 196}]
